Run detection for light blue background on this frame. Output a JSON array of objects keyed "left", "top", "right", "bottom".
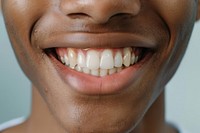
[{"left": 0, "top": 13, "right": 200, "bottom": 132}]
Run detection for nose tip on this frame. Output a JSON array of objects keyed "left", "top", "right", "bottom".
[{"left": 60, "top": 0, "right": 141, "bottom": 24}]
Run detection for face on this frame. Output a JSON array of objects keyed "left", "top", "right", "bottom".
[{"left": 2, "top": 0, "right": 199, "bottom": 132}]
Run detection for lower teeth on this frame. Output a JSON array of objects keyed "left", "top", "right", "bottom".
[
  {"left": 63, "top": 63, "right": 137, "bottom": 77},
  {"left": 73, "top": 65, "right": 124, "bottom": 77}
]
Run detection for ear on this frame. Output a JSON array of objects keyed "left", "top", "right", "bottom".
[{"left": 197, "top": 0, "right": 200, "bottom": 21}]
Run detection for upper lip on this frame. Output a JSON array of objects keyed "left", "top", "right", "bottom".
[{"left": 32, "top": 32, "right": 157, "bottom": 50}]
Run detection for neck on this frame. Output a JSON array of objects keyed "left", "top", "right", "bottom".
[{"left": 25, "top": 85, "right": 174, "bottom": 133}]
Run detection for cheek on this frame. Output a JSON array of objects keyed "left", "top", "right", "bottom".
[
  {"left": 2, "top": 0, "right": 51, "bottom": 78},
  {"left": 2, "top": 0, "right": 52, "bottom": 38},
  {"left": 150, "top": 0, "right": 197, "bottom": 30},
  {"left": 150, "top": 0, "right": 197, "bottom": 86}
]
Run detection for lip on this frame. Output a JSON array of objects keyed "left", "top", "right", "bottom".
[
  {"left": 47, "top": 48, "right": 153, "bottom": 95},
  {"left": 42, "top": 32, "right": 156, "bottom": 95},
  {"left": 36, "top": 32, "right": 157, "bottom": 49}
]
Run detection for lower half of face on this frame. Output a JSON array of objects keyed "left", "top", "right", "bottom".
[{"left": 2, "top": 0, "right": 198, "bottom": 132}]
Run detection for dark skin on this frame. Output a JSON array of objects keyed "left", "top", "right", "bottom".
[{"left": 1, "top": 0, "right": 200, "bottom": 133}]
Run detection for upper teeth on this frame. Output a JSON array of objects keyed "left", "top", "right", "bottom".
[
  {"left": 56, "top": 47, "right": 141, "bottom": 76},
  {"left": 100, "top": 49, "right": 114, "bottom": 69}
]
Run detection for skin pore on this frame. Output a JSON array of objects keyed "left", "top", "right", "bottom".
[{"left": 1, "top": 0, "right": 200, "bottom": 133}]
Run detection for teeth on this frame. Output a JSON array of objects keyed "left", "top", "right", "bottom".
[
  {"left": 60, "top": 56, "right": 65, "bottom": 64},
  {"left": 77, "top": 51, "right": 86, "bottom": 67},
  {"left": 83, "top": 67, "right": 90, "bottom": 74},
  {"left": 109, "top": 68, "right": 117, "bottom": 75},
  {"left": 117, "top": 67, "right": 122, "bottom": 72},
  {"left": 68, "top": 48, "right": 77, "bottom": 68},
  {"left": 91, "top": 69, "right": 99, "bottom": 76},
  {"left": 100, "top": 69, "right": 108, "bottom": 77},
  {"left": 64, "top": 54, "right": 70, "bottom": 66},
  {"left": 123, "top": 47, "right": 131, "bottom": 67},
  {"left": 57, "top": 47, "right": 143, "bottom": 76},
  {"left": 75, "top": 66, "right": 82, "bottom": 72},
  {"left": 100, "top": 49, "right": 114, "bottom": 69},
  {"left": 135, "top": 56, "right": 139, "bottom": 63},
  {"left": 114, "top": 51, "right": 123, "bottom": 67},
  {"left": 86, "top": 50, "right": 100, "bottom": 70},
  {"left": 131, "top": 53, "right": 136, "bottom": 65}
]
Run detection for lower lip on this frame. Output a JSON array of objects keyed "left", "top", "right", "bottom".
[{"left": 48, "top": 52, "right": 153, "bottom": 95}]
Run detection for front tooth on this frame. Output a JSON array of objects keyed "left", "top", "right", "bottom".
[
  {"left": 131, "top": 53, "right": 136, "bottom": 65},
  {"left": 114, "top": 51, "right": 123, "bottom": 67},
  {"left": 117, "top": 67, "right": 122, "bottom": 72},
  {"left": 68, "top": 48, "right": 77, "bottom": 68},
  {"left": 86, "top": 50, "right": 100, "bottom": 70},
  {"left": 100, "top": 69, "right": 108, "bottom": 77},
  {"left": 123, "top": 47, "right": 131, "bottom": 67},
  {"left": 75, "top": 66, "right": 82, "bottom": 72},
  {"left": 109, "top": 68, "right": 117, "bottom": 75},
  {"left": 77, "top": 51, "right": 86, "bottom": 67},
  {"left": 100, "top": 49, "right": 114, "bottom": 69},
  {"left": 83, "top": 68, "right": 90, "bottom": 74},
  {"left": 64, "top": 54, "right": 69, "bottom": 66},
  {"left": 91, "top": 69, "right": 99, "bottom": 76}
]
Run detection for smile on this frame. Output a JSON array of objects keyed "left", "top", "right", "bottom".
[
  {"left": 42, "top": 33, "right": 155, "bottom": 95},
  {"left": 55, "top": 47, "right": 146, "bottom": 77}
]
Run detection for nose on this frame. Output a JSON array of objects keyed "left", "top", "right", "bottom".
[{"left": 60, "top": 0, "right": 141, "bottom": 24}]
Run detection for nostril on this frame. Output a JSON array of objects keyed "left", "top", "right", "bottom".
[
  {"left": 68, "top": 13, "right": 91, "bottom": 19},
  {"left": 110, "top": 13, "right": 134, "bottom": 19}
]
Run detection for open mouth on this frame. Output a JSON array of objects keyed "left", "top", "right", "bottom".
[
  {"left": 45, "top": 47, "right": 150, "bottom": 77},
  {"left": 40, "top": 32, "right": 155, "bottom": 94}
]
